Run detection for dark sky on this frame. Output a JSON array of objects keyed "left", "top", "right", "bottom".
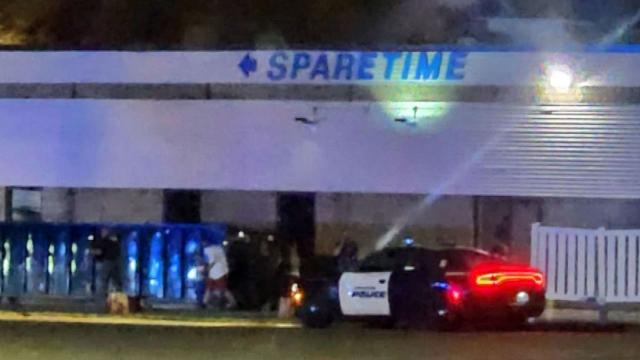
[{"left": 1, "top": 0, "right": 640, "bottom": 48}]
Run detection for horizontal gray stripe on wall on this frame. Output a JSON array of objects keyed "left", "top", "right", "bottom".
[{"left": 1, "top": 84, "right": 640, "bottom": 103}]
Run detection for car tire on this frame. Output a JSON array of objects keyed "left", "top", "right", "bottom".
[
  {"left": 299, "top": 302, "right": 334, "bottom": 329},
  {"left": 435, "top": 312, "right": 462, "bottom": 332}
]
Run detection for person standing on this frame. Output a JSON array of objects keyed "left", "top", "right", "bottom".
[
  {"left": 90, "top": 228, "right": 122, "bottom": 299},
  {"left": 203, "top": 243, "right": 236, "bottom": 310},
  {"left": 492, "top": 215, "right": 512, "bottom": 260},
  {"left": 276, "top": 247, "right": 300, "bottom": 318},
  {"left": 194, "top": 250, "right": 208, "bottom": 309},
  {"left": 337, "top": 238, "right": 359, "bottom": 273},
  {"left": 494, "top": 215, "right": 512, "bottom": 245}
]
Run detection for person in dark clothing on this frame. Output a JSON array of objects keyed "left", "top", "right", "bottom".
[
  {"left": 276, "top": 261, "right": 292, "bottom": 299},
  {"left": 494, "top": 215, "right": 512, "bottom": 244},
  {"left": 194, "top": 251, "right": 208, "bottom": 309},
  {"left": 490, "top": 243, "right": 510, "bottom": 261},
  {"left": 90, "top": 228, "right": 122, "bottom": 298},
  {"left": 337, "top": 239, "right": 359, "bottom": 273},
  {"left": 275, "top": 260, "right": 295, "bottom": 317}
]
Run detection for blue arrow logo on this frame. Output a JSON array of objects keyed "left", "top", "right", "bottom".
[{"left": 238, "top": 53, "right": 257, "bottom": 77}]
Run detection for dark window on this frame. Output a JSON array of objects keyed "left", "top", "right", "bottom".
[
  {"left": 163, "top": 190, "right": 201, "bottom": 223},
  {"left": 277, "top": 193, "right": 315, "bottom": 260},
  {"left": 10, "top": 187, "right": 42, "bottom": 222}
]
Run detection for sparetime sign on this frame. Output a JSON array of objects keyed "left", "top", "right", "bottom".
[
  {"left": 247, "top": 51, "right": 467, "bottom": 82},
  {"left": 4, "top": 47, "right": 640, "bottom": 86}
]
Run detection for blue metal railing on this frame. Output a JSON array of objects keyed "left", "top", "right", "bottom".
[{"left": 0, "top": 222, "right": 225, "bottom": 302}]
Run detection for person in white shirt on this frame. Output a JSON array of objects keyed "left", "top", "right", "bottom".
[{"left": 203, "top": 243, "right": 236, "bottom": 309}]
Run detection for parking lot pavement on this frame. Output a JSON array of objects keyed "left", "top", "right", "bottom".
[
  {"left": 1, "top": 319, "right": 640, "bottom": 360},
  {"left": 2, "top": 307, "right": 640, "bottom": 331}
]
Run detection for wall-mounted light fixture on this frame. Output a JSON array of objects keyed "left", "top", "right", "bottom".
[
  {"left": 394, "top": 106, "right": 419, "bottom": 125},
  {"left": 295, "top": 106, "right": 320, "bottom": 125}
]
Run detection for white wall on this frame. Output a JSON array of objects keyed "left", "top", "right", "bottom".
[{"left": 2, "top": 99, "right": 639, "bottom": 199}]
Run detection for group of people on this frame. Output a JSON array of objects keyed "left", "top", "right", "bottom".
[
  {"left": 88, "top": 225, "right": 511, "bottom": 313},
  {"left": 90, "top": 227, "right": 235, "bottom": 310}
]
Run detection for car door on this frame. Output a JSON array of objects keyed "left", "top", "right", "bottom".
[
  {"left": 387, "top": 249, "right": 446, "bottom": 326},
  {"left": 338, "top": 271, "right": 392, "bottom": 316},
  {"left": 338, "top": 249, "right": 399, "bottom": 316}
]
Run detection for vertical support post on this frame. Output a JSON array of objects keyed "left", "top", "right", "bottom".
[
  {"left": 530, "top": 222, "right": 540, "bottom": 267},
  {"left": 596, "top": 226, "right": 608, "bottom": 324},
  {"left": 180, "top": 228, "right": 186, "bottom": 300},
  {"left": 163, "top": 228, "right": 169, "bottom": 300},
  {"left": 473, "top": 196, "right": 480, "bottom": 248}
]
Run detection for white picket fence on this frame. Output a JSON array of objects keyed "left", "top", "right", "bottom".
[{"left": 530, "top": 223, "right": 640, "bottom": 303}]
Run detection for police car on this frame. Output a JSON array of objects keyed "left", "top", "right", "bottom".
[{"left": 292, "top": 246, "right": 545, "bottom": 329}]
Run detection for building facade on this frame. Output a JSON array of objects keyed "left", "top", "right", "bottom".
[{"left": 3, "top": 47, "right": 640, "bottom": 262}]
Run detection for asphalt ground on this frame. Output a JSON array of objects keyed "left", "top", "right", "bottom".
[{"left": 0, "top": 314, "right": 639, "bottom": 360}]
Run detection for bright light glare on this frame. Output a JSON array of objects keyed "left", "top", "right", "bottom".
[
  {"left": 547, "top": 66, "right": 573, "bottom": 92},
  {"left": 129, "top": 259, "right": 137, "bottom": 272},
  {"left": 446, "top": 285, "right": 463, "bottom": 306},
  {"left": 290, "top": 283, "right": 304, "bottom": 306},
  {"left": 187, "top": 267, "right": 198, "bottom": 281},
  {"left": 515, "top": 291, "right": 530, "bottom": 305}
]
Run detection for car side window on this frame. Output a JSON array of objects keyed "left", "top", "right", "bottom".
[
  {"left": 439, "top": 251, "right": 466, "bottom": 271},
  {"left": 359, "top": 249, "right": 440, "bottom": 273},
  {"left": 439, "top": 250, "right": 495, "bottom": 271},
  {"left": 359, "top": 249, "right": 414, "bottom": 272},
  {"left": 359, "top": 251, "right": 396, "bottom": 271}
]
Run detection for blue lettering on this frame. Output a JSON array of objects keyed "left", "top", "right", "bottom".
[
  {"left": 401, "top": 52, "right": 413, "bottom": 80},
  {"left": 414, "top": 52, "right": 442, "bottom": 80},
  {"left": 267, "top": 52, "right": 288, "bottom": 81},
  {"left": 310, "top": 53, "right": 330, "bottom": 80},
  {"left": 357, "top": 52, "right": 377, "bottom": 80},
  {"left": 291, "top": 52, "right": 311, "bottom": 79},
  {"left": 383, "top": 52, "right": 401, "bottom": 80},
  {"left": 333, "top": 53, "right": 355, "bottom": 80},
  {"left": 446, "top": 51, "right": 467, "bottom": 80},
  {"left": 351, "top": 290, "right": 386, "bottom": 298}
]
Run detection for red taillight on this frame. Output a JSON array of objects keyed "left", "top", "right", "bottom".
[
  {"left": 471, "top": 263, "right": 544, "bottom": 289},
  {"left": 474, "top": 272, "right": 544, "bottom": 287}
]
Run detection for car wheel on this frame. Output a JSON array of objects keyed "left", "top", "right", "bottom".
[
  {"left": 435, "top": 312, "right": 462, "bottom": 332},
  {"left": 300, "top": 302, "right": 334, "bottom": 329}
]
